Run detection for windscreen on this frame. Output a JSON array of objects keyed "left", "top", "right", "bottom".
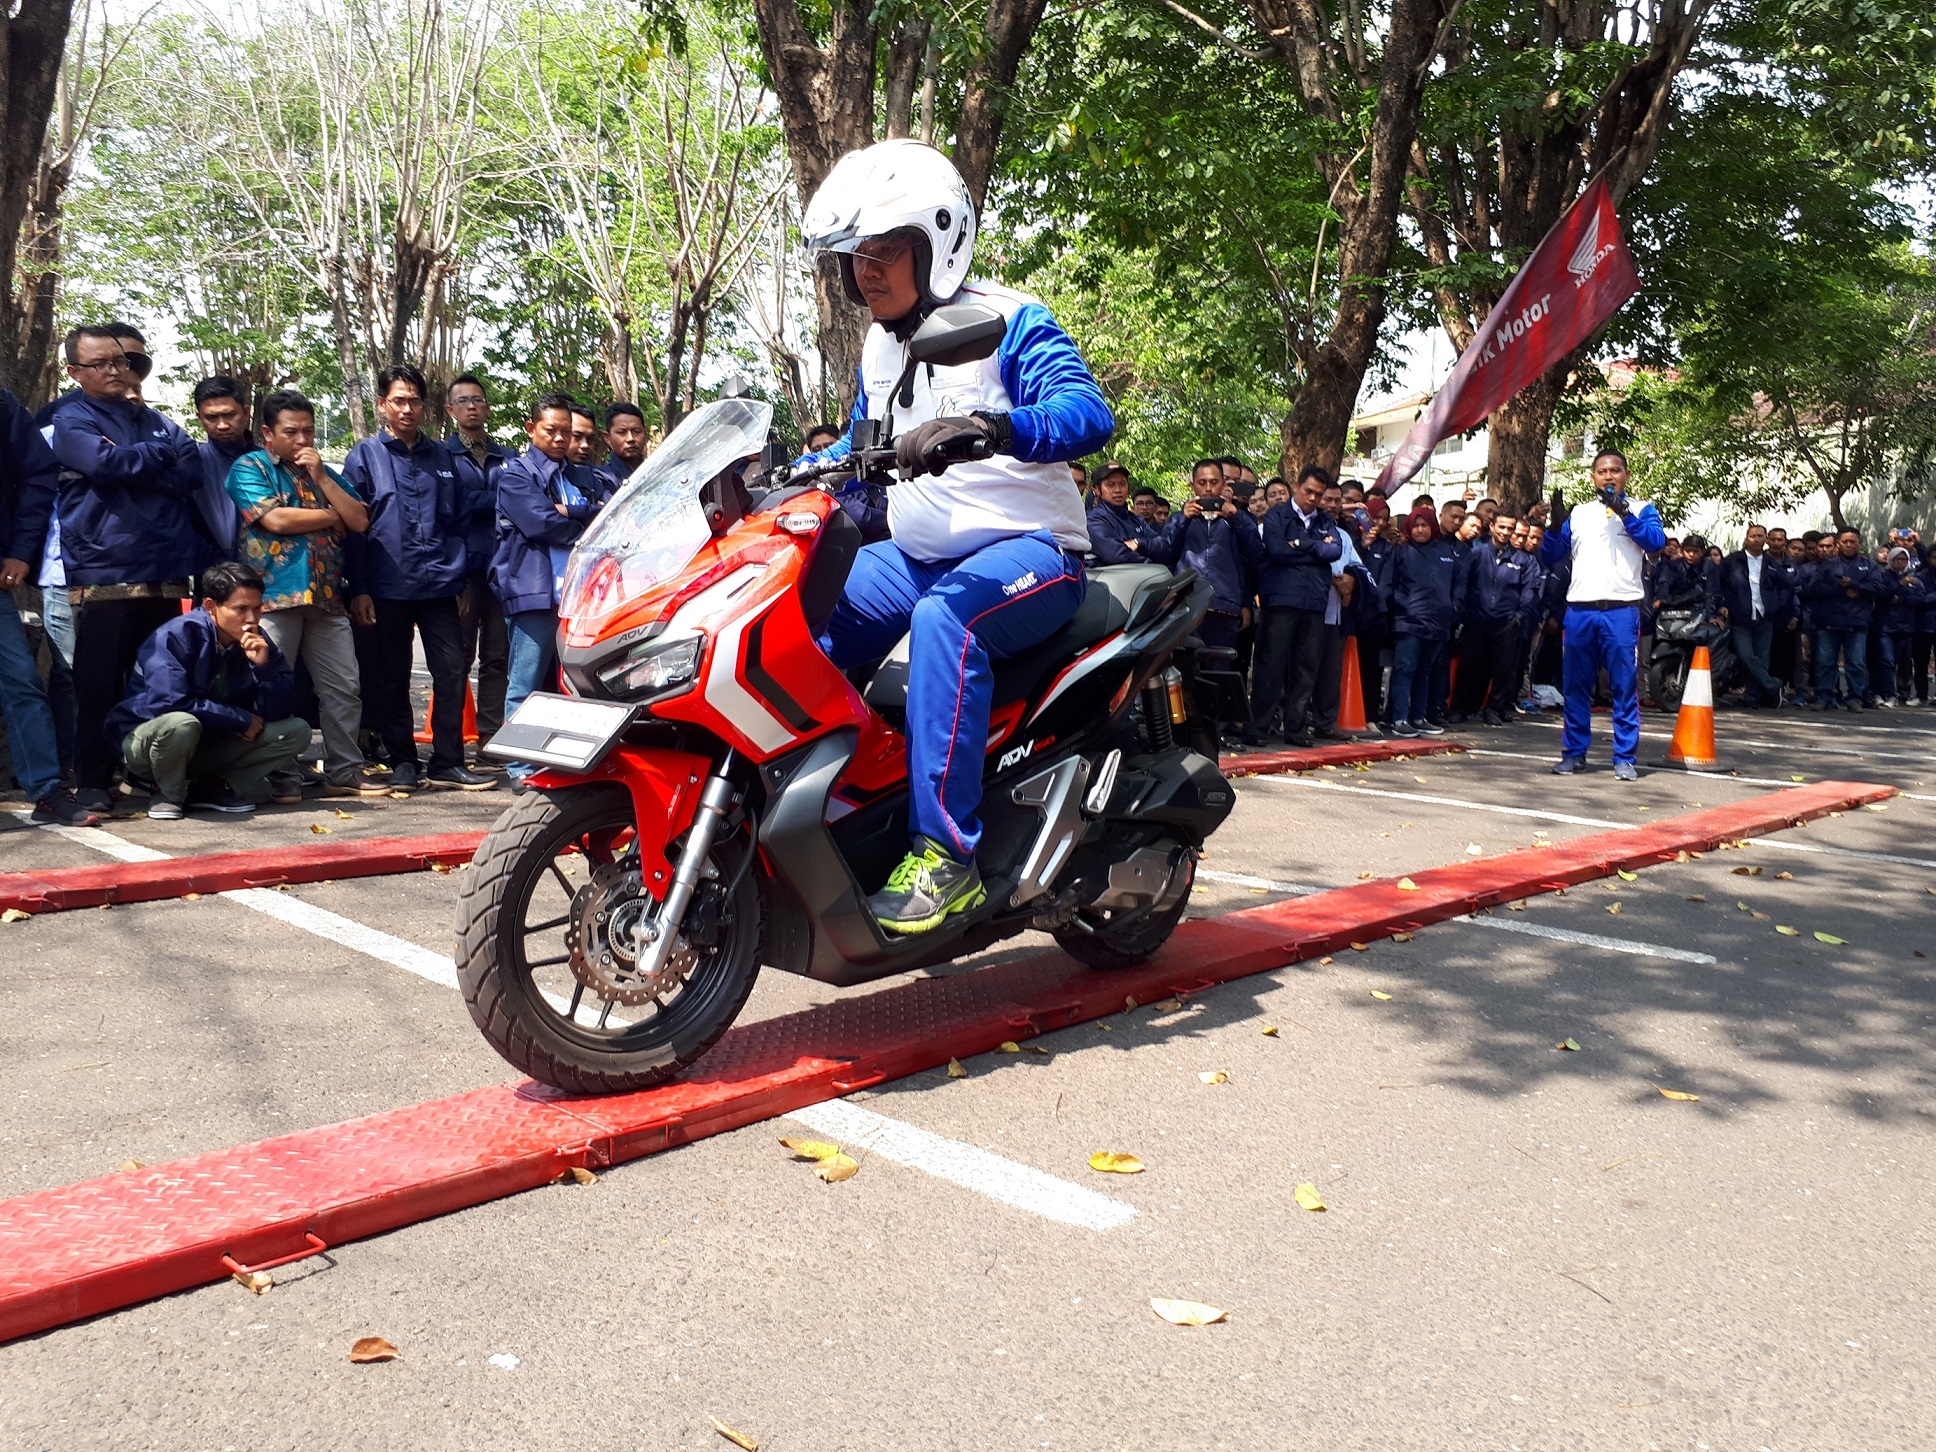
[{"left": 559, "top": 397, "right": 773, "bottom": 633}]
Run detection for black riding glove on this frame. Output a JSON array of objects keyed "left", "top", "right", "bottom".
[
  {"left": 1598, "top": 485, "right": 1630, "bottom": 515},
  {"left": 894, "top": 413, "right": 1007, "bottom": 478},
  {"left": 1549, "top": 486, "right": 1568, "bottom": 525}
]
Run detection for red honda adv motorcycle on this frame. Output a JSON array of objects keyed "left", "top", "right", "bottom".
[{"left": 455, "top": 306, "right": 1233, "bottom": 1093}]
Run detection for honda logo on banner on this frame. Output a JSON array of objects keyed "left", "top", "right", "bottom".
[{"left": 1376, "top": 175, "right": 1641, "bottom": 490}]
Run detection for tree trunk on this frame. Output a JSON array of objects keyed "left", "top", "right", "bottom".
[
  {"left": 1486, "top": 368, "right": 1566, "bottom": 513},
  {"left": 951, "top": 0, "right": 1052, "bottom": 212},
  {"left": 0, "top": 0, "right": 76, "bottom": 397},
  {"left": 882, "top": 21, "right": 929, "bottom": 139},
  {"left": 326, "top": 276, "right": 371, "bottom": 440}
]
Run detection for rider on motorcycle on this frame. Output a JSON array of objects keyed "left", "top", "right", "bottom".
[{"left": 798, "top": 140, "right": 1114, "bottom": 934}]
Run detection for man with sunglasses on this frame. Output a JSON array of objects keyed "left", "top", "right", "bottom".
[
  {"left": 799, "top": 140, "right": 1112, "bottom": 934},
  {"left": 49, "top": 324, "right": 206, "bottom": 813}
]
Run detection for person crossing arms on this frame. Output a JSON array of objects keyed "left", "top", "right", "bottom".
[{"left": 1531, "top": 449, "right": 1666, "bottom": 780}]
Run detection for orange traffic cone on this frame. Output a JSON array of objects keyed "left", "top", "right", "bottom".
[
  {"left": 413, "top": 684, "right": 480, "bottom": 745},
  {"left": 1337, "top": 637, "right": 1369, "bottom": 732},
  {"left": 1656, "top": 645, "right": 1724, "bottom": 771}
]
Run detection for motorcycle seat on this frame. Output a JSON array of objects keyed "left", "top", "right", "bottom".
[{"left": 861, "top": 562, "right": 1182, "bottom": 715}]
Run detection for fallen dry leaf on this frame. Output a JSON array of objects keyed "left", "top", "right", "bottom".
[
  {"left": 1557, "top": 1037, "right": 1581, "bottom": 1052},
  {"left": 348, "top": 1336, "right": 399, "bottom": 1364},
  {"left": 1685, "top": 894, "right": 1706, "bottom": 903},
  {"left": 998, "top": 1040, "right": 1023, "bottom": 1053},
  {"left": 1293, "top": 1182, "right": 1327, "bottom": 1212},
  {"left": 1318, "top": 955, "right": 1334, "bottom": 965},
  {"left": 1124, "top": 996, "right": 1137, "bottom": 1013},
  {"left": 813, "top": 1154, "right": 859, "bottom": 1183},
  {"left": 389, "top": 789, "right": 410, "bottom": 799},
  {"left": 778, "top": 1138, "right": 842, "bottom": 1162},
  {"left": 1656, "top": 1086, "right": 1700, "bottom": 1102},
  {"left": 1736, "top": 901, "right": 1751, "bottom": 911},
  {"left": 1357, "top": 871, "right": 1373, "bottom": 880},
  {"left": 1616, "top": 869, "right": 1638, "bottom": 882},
  {"left": 1775, "top": 925, "right": 1799, "bottom": 936},
  {"left": 1606, "top": 902, "right": 1623, "bottom": 915},
  {"left": 1370, "top": 990, "right": 1392, "bottom": 1001},
  {"left": 946, "top": 1058, "right": 967, "bottom": 1078},
  {"left": 117, "top": 1159, "right": 143, "bottom": 1173},
  {"left": 310, "top": 823, "right": 332, "bottom": 835},
  {"left": 1674, "top": 850, "right": 1691, "bottom": 863},
  {"left": 1813, "top": 931, "right": 1847, "bottom": 945},
  {"left": 1396, "top": 877, "right": 1419, "bottom": 892},
  {"left": 1260, "top": 1025, "right": 1280, "bottom": 1037},
  {"left": 232, "top": 1270, "right": 273, "bottom": 1294},
  {"left": 1752, "top": 911, "right": 1771, "bottom": 920},
  {"left": 1151, "top": 998, "right": 1184, "bottom": 1012},
  {"left": 429, "top": 862, "right": 454, "bottom": 873},
  {"left": 1, "top": 908, "right": 30, "bottom": 923},
  {"left": 1775, "top": 871, "right": 1793, "bottom": 881},
  {"left": 1791, "top": 774, "right": 1807, "bottom": 783},
  {"left": 1089, "top": 1151, "right": 1144, "bottom": 1174},
  {"left": 560, "top": 1166, "right": 596, "bottom": 1186},
  {"left": 1198, "top": 1069, "right": 1229, "bottom": 1085},
  {"left": 1508, "top": 900, "right": 1527, "bottom": 912},
  {"left": 1731, "top": 865, "right": 1762, "bottom": 876},
  {"left": 1348, "top": 942, "right": 1368, "bottom": 952},
  {"left": 1392, "top": 931, "right": 1414, "bottom": 942},
  {"left": 1465, "top": 843, "right": 1483, "bottom": 856},
  {"left": 182, "top": 892, "right": 202, "bottom": 901},
  {"left": 709, "top": 1414, "right": 760, "bottom": 1450},
  {"left": 334, "top": 808, "right": 353, "bottom": 819},
  {"left": 1150, "top": 1298, "right": 1227, "bottom": 1326}
]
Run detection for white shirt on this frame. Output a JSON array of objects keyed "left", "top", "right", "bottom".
[
  {"left": 1745, "top": 550, "right": 1764, "bottom": 618},
  {"left": 1326, "top": 527, "right": 1361, "bottom": 627},
  {"left": 858, "top": 281, "right": 1090, "bottom": 563},
  {"left": 1565, "top": 499, "right": 1650, "bottom": 603}
]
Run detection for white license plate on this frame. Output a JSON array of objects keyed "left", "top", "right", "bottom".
[{"left": 483, "top": 693, "right": 638, "bottom": 771}]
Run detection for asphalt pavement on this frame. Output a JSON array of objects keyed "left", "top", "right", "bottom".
[{"left": 1, "top": 705, "right": 1933, "bottom": 1451}]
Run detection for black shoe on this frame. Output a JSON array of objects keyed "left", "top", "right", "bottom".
[
  {"left": 74, "top": 786, "right": 113, "bottom": 813},
  {"left": 266, "top": 770, "right": 307, "bottom": 806},
  {"left": 31, "top": 789, "right": 100, "bottom": 827},
  {"left": 187, "top": 782, "right": 255, "bottom": 815},
  {"left": 1314, "top": 728, "right": 1352, "bottom": 742},
  {"left": 389, "top": 761, "right": 423, "bottom": 792},
  {"left": 1479, "top": 709, "right": 1502, "bottom": 727},
  {"left": 1283, "top": 732, "right": 1316, "bottom": 748},
  {"left": 428, "top": 765, "right": 499, "bottom": 792},
  {"left": 1551, "top": 756, "right": 1586, "bottom": 775},
  {"left": 1417, "top": 720, "right": 1447, "bottom": 736}
]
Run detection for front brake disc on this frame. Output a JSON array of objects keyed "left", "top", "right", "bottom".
[{"left": 563, "top": 861, "right": 697, "bottom": 1007}]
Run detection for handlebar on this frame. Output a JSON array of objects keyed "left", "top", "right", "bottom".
[{"left": 768, "top": 435, "right": 990, "bottom": 493}]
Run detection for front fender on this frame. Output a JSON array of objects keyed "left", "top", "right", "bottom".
[{"left": 526, "top": 743, "right": 712, "bottom": 900}]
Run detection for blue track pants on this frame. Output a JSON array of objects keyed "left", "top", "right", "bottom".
[
  {"left": 825, "top": 531, "right": 1085, "bottom": 859},
  {"left": 1560, "top": 604, "right": 1641, "bottom": 764}
]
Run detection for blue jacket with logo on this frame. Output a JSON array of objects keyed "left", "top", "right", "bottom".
[
  {"left": 1256, "top": 502, "right": 1342, "bottom": 611},
  {"left": 342, "top": 432, "right": 468, "bottom": 600},
  {"left": 1880, "top": 568, "right": 1924, "bottom": 633},
  {"left": 1800, "top": 551, "right": 1892, "bottom": 631},
  {"left": 1176, "top": 506, "right": 1262, "bottom": 615},
  {"left": 489, "top": 448, "right": 602, "bottom": 616},
  {"left": 50, "top": 393, "right": 205, "bottom": 587},
  {"left": 448, "top": 434, "right": 518, "bottom": 574},
  {"left": 104, "top": 610, "right": 296, "bottom": 745},
  {"left": 1377, "top": 538, "right": 1469, "bottom": 640},
  {"left": 1, "top": 388, "right": 56, "bottom": 572},
  {"left": 1465, "top": 539, "right": 1539, "bottom": 626},
  {"left": 1086, "top": 499, "right": 1183, "bottom": 568}
]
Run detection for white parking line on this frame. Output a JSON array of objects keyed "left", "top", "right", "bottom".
[
  {"left": 785, "top": 1099, "right": 1138, "bottom": 1232},
  {"left": 1519, "top": 715, "right": 1936, "bottom": 764},
  {"left": 1200, "top": 868, "right": 1713, "bottom": 961},
  {"left": 1252, "top": 773, "right": 1623, "bottom": 828},
  {"left": 1463, "top": 746, "right": 1936, "bottom": 805}
]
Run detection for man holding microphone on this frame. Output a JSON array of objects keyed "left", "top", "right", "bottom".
[{"left": 1530, "top": 449, "right": 1666, "bottom": 780}]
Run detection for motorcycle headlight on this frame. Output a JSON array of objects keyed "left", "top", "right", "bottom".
[{"left": 595, "top": 634, "right": 702, "bottom": 701}]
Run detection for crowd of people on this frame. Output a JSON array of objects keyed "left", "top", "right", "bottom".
[
  {"left": 0, "top": 323, "right": 653, "bottom": 826},
  {"left": 4, "top": 316, "right": 1932, "bottom": 830},
  {"left": 1070, "top": 452, "right": 1936, "bottom": 752}
]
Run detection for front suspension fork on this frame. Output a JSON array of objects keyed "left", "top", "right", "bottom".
[{"left": 631, "top": 752, "right": 740, "bottom": 982}]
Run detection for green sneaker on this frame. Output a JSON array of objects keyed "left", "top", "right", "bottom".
[{"left": 870, "top": 838, "right": 986, "bottom": 935}]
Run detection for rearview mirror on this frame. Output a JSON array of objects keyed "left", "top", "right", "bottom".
[{"left": 907, "top": 304, "right": 1006, "bottom": 368}]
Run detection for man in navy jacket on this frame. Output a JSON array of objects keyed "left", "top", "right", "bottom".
[
  {"left": 1717, "top": 523, "right": 1795, "bottom": 707},
  {"left": 50, "top": 325, "right": 207, "bottom": 809},
  {"left": 1176, "top": 457, "right": 1262, "bottom": 651},
  {"left": 1086, "top": 461, "right": 1182, "bottom": 566},
  {"left": 1457, "top": 511, "right": 1539, "bottom": 725},
  {"left": 446, "top": 373, "right": 515, "bottom": 739},
  {"left": 1, "top": 388, "right": 97, "bottom": 823},
  {"left": 594, "top": 402, "right": 650, "bottom": 498},
  {"left": 489, "top": 392, "right": 603, "bottom": 784},
  {"left": 342, "top": 364, "right": 492, "bottom": 792},
  {"left": 190, "top": 376, "right": 250, "bottom": 567},
  {"left": 106, "top": 561, "right": 309, "bottom": 817},
  {"left": 1801, "top": 528, "right": 1892, "bottom": 709},
  {"left": 1246, "top": 466, "right": 1342, "bottom": 747}
]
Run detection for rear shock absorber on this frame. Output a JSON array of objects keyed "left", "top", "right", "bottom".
[{"left": 1141, "top": 674, "right": 1175, "bottom": 751}]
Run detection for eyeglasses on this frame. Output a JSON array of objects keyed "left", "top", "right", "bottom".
[
  {"left": 850, "top": 236, "right": 914, "bottom": 267},
  {"left": 71, "top": 352, "right": 148, "bottom": 377}
]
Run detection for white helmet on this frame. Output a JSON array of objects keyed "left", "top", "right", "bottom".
[{"left": 801, "top": 139, "right": 976, "bottom": 308}]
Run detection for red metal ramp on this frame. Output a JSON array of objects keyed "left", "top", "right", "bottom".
[
  {"left": 0, "top": 739, "right": 1460, "bottom": 915},
  {"left": 0, "top": 779, "right": 1889, "bottom": 1343}
]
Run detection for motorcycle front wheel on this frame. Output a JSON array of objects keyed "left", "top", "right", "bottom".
[{"left": 455, "top": 783, "right": 762, "bottom": 1095}]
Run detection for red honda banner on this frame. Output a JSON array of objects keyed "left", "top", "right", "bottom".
[{"left": 1375, "top": 174, "right": 1641, "bottom": 490}]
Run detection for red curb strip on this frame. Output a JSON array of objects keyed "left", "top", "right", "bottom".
[
  {"left": 0, "top": 834, "right": 486, "bottom": 913},
  {"left": 0, "top": 740, "right": 1463, "bottom": 915},
  {"left": 0, "top": 779, "right": 1888, "bottom": 1343}
]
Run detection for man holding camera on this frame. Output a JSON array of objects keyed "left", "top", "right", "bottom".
[{"left": 1530, "top": 449, "right": 1666, "bottom": 780}]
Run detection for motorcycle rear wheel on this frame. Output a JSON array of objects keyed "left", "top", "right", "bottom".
[
  {"left": 1053, "top": 849, "right": 1195, "bottom": 970},
  {"left": 455, "top": 783, "right": 761, "bottom": 1095}
]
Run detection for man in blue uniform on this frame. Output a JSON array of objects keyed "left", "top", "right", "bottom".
[
  {"left": 800, "top": 140, "right": 1112, "bottom": 933},
  {"left": 1532, "top": 449, "right": 1666, "bottom": 779}
]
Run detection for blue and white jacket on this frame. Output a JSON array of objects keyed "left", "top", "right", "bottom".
[
  {"left": 804, "top": 281, "right": 1113, "bottom": 563},
  {"left": 1539, "top": 493, "right": 1667, "bottom": 604}
]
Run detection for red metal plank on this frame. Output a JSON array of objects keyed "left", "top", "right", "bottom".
[
  {"left": 1, "top": 739, "right": 1464, "bottom": 916},
  {"left": 0, "top": 779, "right": 1888, "bottom": 1342},
  {"left": 0, "top": 833, "right": 486, "bottom": 912}
]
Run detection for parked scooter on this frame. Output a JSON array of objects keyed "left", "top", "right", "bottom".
[{"left": 455, "top": 306, "right": 1233, "bottom": 1093}]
